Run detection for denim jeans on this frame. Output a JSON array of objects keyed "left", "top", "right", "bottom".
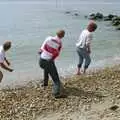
[
  {"left": 39, "top": 58, "right": 61, "bottom": 96},
  {"left": 76, "top": 47, "right": 91, "bottom": 69}
]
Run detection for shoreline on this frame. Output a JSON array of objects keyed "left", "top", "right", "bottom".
[
  {"left": 2, "top": 55, "right": 120, "bottom": 89},
  {"left": 0, "top": 64, "right": 120, "bottom": 120}
]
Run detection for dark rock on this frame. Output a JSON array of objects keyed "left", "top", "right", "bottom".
[
  {"left": 112, "top": 16, "right": 120, "bottom": 23},
  {"left": 108, "top": 14, "right": 116, "bottom": 19},
  {"left": 116, "top": 25, "right": 120, "bottom": 30},
  {"left": 88, "top": 13, "right": 96, "bottom": 20},
  {"left": 109, "top": 105, "right": 119, "bottom": 111},
  {"left": 84, "top": 15, "right": 88, "bottom": 18},
  {"left": 104, "top": 16, "right": 112, "bottom": 21},
  {"left": 112, "top": 21, "right": 120, "bottom": 26},
  {"left": 65, "top": 11, "right": 71, "bottom": 14},
  {"left": 112, "top": 16, "right": 120, "bottom": 22},
  {"left": 89, "top": 13, "right": 96, "bottom": 16},
  {"left": 104, "top": 15, "right": 116, "bottom": 21},
  {"left": 74, "top": 13, "right": 79, "bottom": 16},
  {"left": 111, "top": 16, "right": 120, "bottom": 26},
  {"left": 88, "top": 12, "right": 103, "bottom": 20},
  {"left": 96, "top": 12, "right": 103, "bottom": 19}
]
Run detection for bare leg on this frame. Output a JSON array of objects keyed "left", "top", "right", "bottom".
[
  {"left": 76, "top": 48, "right": 83, "bottom": 75},
  {"left": 83, "top": 68, "right": 86, "bottom": 74},
  {"left": 0, "top": 71, "right": 3, "bottom": 83},
  {"left": 76, "top": 67, "right": 81, "bottom": 75},
  {"left": 84, "top": 53, "right": 91, "bottom": 74}
]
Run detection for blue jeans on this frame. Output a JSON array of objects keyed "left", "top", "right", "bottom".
[
  {"left": 76, "top": 47, "right": 91, "bottom": 69},
  {"left": 39, "top": 58, "right": 61, "bottom": 96}
]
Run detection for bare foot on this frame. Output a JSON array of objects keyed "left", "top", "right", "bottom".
[{"left": 76, "top": 72, "right": 81, "bottom": 75}]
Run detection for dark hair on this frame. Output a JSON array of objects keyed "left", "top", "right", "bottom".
[
  {"left": 3, "top": 41, "right": 11, "bottom": 51},
  {"left": 88, "top": 21, "right": 97, "bottom": 32}
]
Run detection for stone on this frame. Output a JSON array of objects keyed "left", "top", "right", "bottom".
[
  {"left": 65, "top": 11, "right": 71, "bottom": 14},
  {"left": 116, "top": 25, "right": 120, "bottom": 30},
  {"left": 109, "top": 105, "right": 119, "bottom": 111}
]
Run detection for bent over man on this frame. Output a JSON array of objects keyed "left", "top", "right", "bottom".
[{"left": 38, "top": 30, "right": 65, "bottom": 98}]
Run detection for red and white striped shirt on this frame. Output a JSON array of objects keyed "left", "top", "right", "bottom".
[{"left": 40, "top": 36, "right": 62, "bottom": 60}]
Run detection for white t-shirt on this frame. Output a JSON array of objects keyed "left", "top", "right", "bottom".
[
  {"left": 0, "top": 45, "right": 5, "bottom": 63},
  {"left": 76, "top": 29, "right": 93, "bottom": 48}
]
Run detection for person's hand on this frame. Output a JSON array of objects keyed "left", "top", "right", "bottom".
[
  {"left": 87, "top": 50, "right": 91, "bottom": 54},
  {"left": 52, "top": 51, "right": 59, "bottom": 60},
  {"left": 38, "top": 49, "right": 43, "bottom": 55},
  {"left": 87, "top": 49, "right": 91, "bottom": 54},
  {"left": 38, "top": 51, "right": 42, "bottom": 54},
  {"left": 8, "top": 69, "right": 14, "bottom": 72},
  {"left": 7, "top": 61, "right": 11, "bottom": 66}
]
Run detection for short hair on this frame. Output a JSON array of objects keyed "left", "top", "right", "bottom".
[
  {"left": 88, "top": 21, "right": 97, "bottom": 30},
  {"left": 56, "top": 30, "right": 65, "bottom": 38},
  {"left": 3, "top": 41, "right": 11, "bottom": 51}
]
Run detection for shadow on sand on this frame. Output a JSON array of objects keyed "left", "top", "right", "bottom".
[{"left": 65, "top": 86, "right": 104, "bottom": 100}]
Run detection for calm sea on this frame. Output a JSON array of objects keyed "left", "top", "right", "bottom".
[{"left": 0, "top": 0, "right": 120, "bottom": 87}]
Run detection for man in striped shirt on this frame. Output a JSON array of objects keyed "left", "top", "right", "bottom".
[{"left": 39, "top": 30, "right": 65, "bottom": 98}]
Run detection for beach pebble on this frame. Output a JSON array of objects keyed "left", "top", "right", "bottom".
[{"left": 109, "top": 105, "right": 119, "bottom": 111}]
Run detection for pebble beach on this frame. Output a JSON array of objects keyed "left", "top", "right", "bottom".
[{"left": 1, "top": 65, "right": 120, "bottom": 120}]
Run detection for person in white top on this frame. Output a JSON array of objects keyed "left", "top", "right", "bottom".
[
  {"left": 0, "top": 41, "right": 14, "bottom": 82},
  {"left": 76, "top": 21, "right": 97, "bottom": 75},
  {"left": 38, "top": 30, "right": 66, "bottom": 98}
]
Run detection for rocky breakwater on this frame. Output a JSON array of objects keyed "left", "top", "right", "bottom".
[{"left": 86, "top": 12, "right": 120, "bottom": 30}]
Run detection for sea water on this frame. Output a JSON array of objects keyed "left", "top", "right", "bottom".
[{"left": 0, "top": 0, "right": 120, "bottom": 87}]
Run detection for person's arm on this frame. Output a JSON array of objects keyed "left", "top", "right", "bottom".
[
  {"left": 86, "top": 44, "right": 91, "bottom": 54},
  {"left": 76, "top": 33, "right": 82, "bottom": 47},
  {"left": 38, "top": 49, "right": 43, "bottom": 54},
  {"left": 52, "top": 43, "right": 62, "bottom": 60},
  {"left": 86, "top": 34, "right": 93, "bottom": 54},
  {"left": 38, "top": 37, "right": 50, "bottom": 54},
  {"left": 4, "top": 57, "right": 10, "bottom": 66},
  {"left": 0, "top": 63, "right": 13, "bottom": 72}
]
